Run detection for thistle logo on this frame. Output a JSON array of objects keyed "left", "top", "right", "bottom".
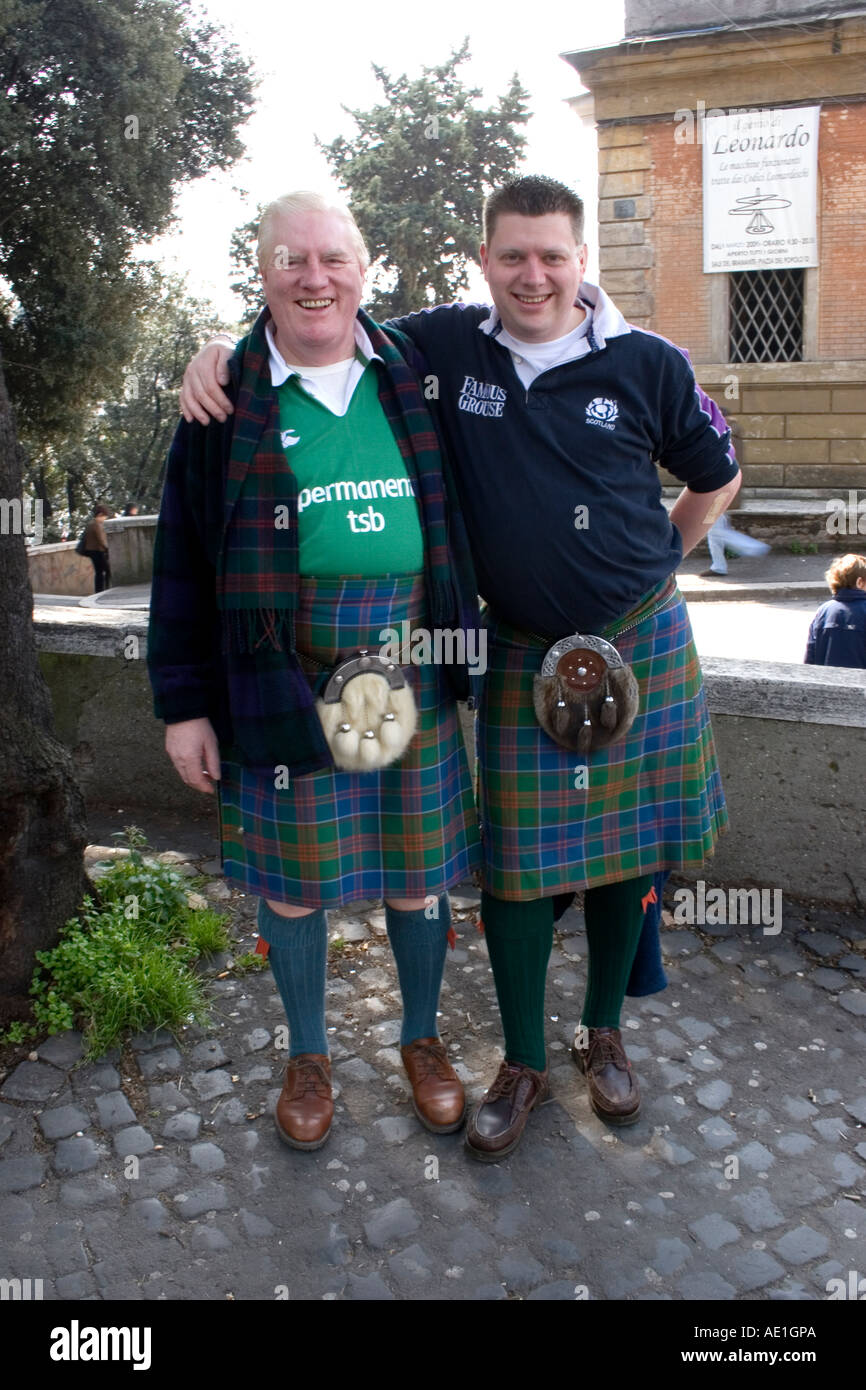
[
  {"left": 281, "top": 429, "right": 301, "bottom": 448},
  {"left": 585, "top": 397, "right": 618, "bottom": 431}
]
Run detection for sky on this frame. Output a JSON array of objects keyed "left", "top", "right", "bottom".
[{"left": 151, "top": 0, "right": 626, "bottom": 322}]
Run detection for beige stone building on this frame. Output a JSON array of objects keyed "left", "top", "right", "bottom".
[{"left": 564, "top": 1, "right": 866, "bottom": 494}]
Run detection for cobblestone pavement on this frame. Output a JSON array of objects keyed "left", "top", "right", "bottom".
[{"left": 1, "top": 845, "right": 865, "bottom": 1303}]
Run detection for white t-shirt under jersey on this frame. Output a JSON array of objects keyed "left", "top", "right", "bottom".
[
  {"left": 495, "top": 307, "right": 594, "bottom": 389},
  {"left": 264, "top": 319, "right": 381, "bottom": 416}
]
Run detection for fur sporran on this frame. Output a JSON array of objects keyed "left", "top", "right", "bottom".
[
  {"left": 532, "top": 634, "right": 640, "bottom": 753},
  {"left": 315, "top": 651, "right": 417, "bottom": 772}
]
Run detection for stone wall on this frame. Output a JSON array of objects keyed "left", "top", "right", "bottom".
[
  {"left": 28, "top": 516, "right": 157, "bottom": 596},
  {"left": 28, "top": 545, "right": 96, "bottom": 597},
  {"left": 596, "top": 123, "right": 655, "bottom": 328},
  {"left": 661, "top": 364, "right": 866, "bottom": 492},
  {"left": 38, "top": 649, "right": 207, "bottom": 821}
]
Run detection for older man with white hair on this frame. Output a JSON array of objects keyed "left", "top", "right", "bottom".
[{"left": 148, "top": 192, "right": 482, "bottom": 1151}]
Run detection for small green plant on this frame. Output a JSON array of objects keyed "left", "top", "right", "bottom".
[
  {"left": 329, "top": 936, "right": 346, "bottom": 955},
  {"left": 232, "top": 951, "right": 268, "bottom": 974},
  {"left": 184, "top": 909, "right": 231, "bottom": 956},
  {"left": 1, "top": 1020, "right": 37, "bottom": 1045},
  {"left": 29, "top": 832, "right": 231, "bottom": 1059},
  {"left": 112, "top": 825, "right": 148, "bottom": 851}
]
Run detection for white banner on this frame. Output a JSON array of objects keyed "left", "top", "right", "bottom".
[{"left": 703, "top": 105, "right": 820, "bottom": 273}]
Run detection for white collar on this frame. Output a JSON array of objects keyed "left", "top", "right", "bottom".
[
  {"left": 477, "top": 281, "right": 630, "bottom": 353},
  {"left": 265, "top": 317, "right": 381, "bottom": 387}
]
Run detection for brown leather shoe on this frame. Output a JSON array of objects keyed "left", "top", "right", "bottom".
[
  {"left": 464, "top": 1059, "right": 549, "bottom": 1162},
  {"left": 572, "top": 1026, "right": 641, "bottom": 1125},
  {"left": 401, "top": 1037, "right": 466, "bottom": 1133},
  {"left": 274, "top": 1054, "right": 333, "bottom": 1150}
]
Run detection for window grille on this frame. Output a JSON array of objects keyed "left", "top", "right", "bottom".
[{"left": 728, "top": 268, "right": 804, "bottom": 363}]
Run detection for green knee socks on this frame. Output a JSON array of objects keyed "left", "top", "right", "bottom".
[
  {"left": 482, "top": 874, "right": 655, "bottom": 1064},
  {"left": 480, "top": 891, "right": 553, "bottom": 1072},
  {"left": 581, "top": 874, "right": 655, "bottom": 1029}
]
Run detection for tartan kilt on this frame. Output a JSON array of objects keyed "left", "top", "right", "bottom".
[
  {"left": 218, "top": 574, "right": 480, "bottom": 907},
  {"left": 478, "top": 577, "right": 727, "bottom": 900}
]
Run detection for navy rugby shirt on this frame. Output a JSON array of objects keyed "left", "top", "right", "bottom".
[{"left": 388, "top": 299, "right": 739, "bottom": 636}]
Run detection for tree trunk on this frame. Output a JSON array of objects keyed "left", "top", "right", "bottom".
[
  {"left": 32, "top": 463, "right": 53, "bottom": 521},
  {"left": 0, "top": 356, "right": 88, "bottom": 1021}
]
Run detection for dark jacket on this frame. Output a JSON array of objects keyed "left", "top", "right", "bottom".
[{"left": 805, "top": 589, "right": 866, "bottom": 669}]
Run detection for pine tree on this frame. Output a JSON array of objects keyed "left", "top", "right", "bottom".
[{"left": 230, "top": 40, "right": 530, "bottom": 320}]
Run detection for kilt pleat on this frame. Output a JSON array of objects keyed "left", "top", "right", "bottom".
[
  {"left": 218, "top": 574, "right": 480, "bottom": 907},
  {"left": 478, "top": 578, "right": 728, "bottom": 899}
]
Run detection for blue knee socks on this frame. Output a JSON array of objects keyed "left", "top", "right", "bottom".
[
  {"left": 385, "top": 895, "right": 450, "bottom": 1046},
  {"left": 257, "top": 899, "right": 328, "bottom": 1057}
]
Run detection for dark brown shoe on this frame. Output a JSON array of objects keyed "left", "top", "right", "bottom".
[
  {"left": 401, "top": 1037, "right": 466, "bottom": 1134},
  {"left": 274, "top": 1054, "right": 333, "bottom": 1150},
  {"left": 572, "top": 1026, "right": 641, "bottom": 1125},
  {"left": 464, "top": 1059, "right": 549, "bottom": 1162}
]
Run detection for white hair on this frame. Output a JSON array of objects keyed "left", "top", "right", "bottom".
[{"left": 256, "top": 191, "right": 370, "bottom": 273}]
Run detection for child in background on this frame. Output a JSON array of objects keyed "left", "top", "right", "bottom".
[{"left": 805, "top": 553, "right": 866, "bottom": 669}]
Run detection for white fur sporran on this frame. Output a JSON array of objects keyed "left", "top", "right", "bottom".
[{"left": 315, "top": 651, "right": 417, "bottom": 772}]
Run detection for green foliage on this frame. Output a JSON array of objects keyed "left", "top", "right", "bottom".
[
  {"left": 1, "top": 1019, "right": 37, "bottom": 1045},
  {"left": 29, "top": 837, "right": 230, "bottom": 1059},
  {"left": 230, "top": 214, "right": 264, "bottom": 324},
  {"left": 0, "top": 0, "right": 256, "bottom": 515},
  {"left": 40, "top": 267, "right": 229, "bottom": 530},
  {"left": 113, "top": 825, "right": 148, "bottom": 851},
  {"left": 184, "top": 908, "right": 231, "bottom": 957},
  {"left": 231, "top": 40, "right": 530, "bottom": 321},
  {"left": 231, "top": 951, "right": 268, "bottom": 974}
]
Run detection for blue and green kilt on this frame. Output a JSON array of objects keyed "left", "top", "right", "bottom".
[
  {"left": 478, "top": 577, "right": 727, "bottom": 900},
  {"left": 218, "top": 574, "right": 481, "bottom": 907}
]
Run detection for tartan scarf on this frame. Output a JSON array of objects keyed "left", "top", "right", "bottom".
[{"left": 216, "top": 304, "right": 456, "bottom": 657}]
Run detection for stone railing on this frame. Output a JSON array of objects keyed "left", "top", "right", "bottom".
[{"left": 28, "top": 516, "right": 158, "bottom": 596}]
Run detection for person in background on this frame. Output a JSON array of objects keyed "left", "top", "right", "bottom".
[
  {"left": 81, "top": 503, "right": 112, "bottom": 593},
  {"left": 701, "top": 511, "right": 770, "bottom": 578},
  {"left": 804, "top": 553, "right": 866, "bottom": 668},
  {"left": 700, "top": 421, "right": 770, "bottom": 577}
]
